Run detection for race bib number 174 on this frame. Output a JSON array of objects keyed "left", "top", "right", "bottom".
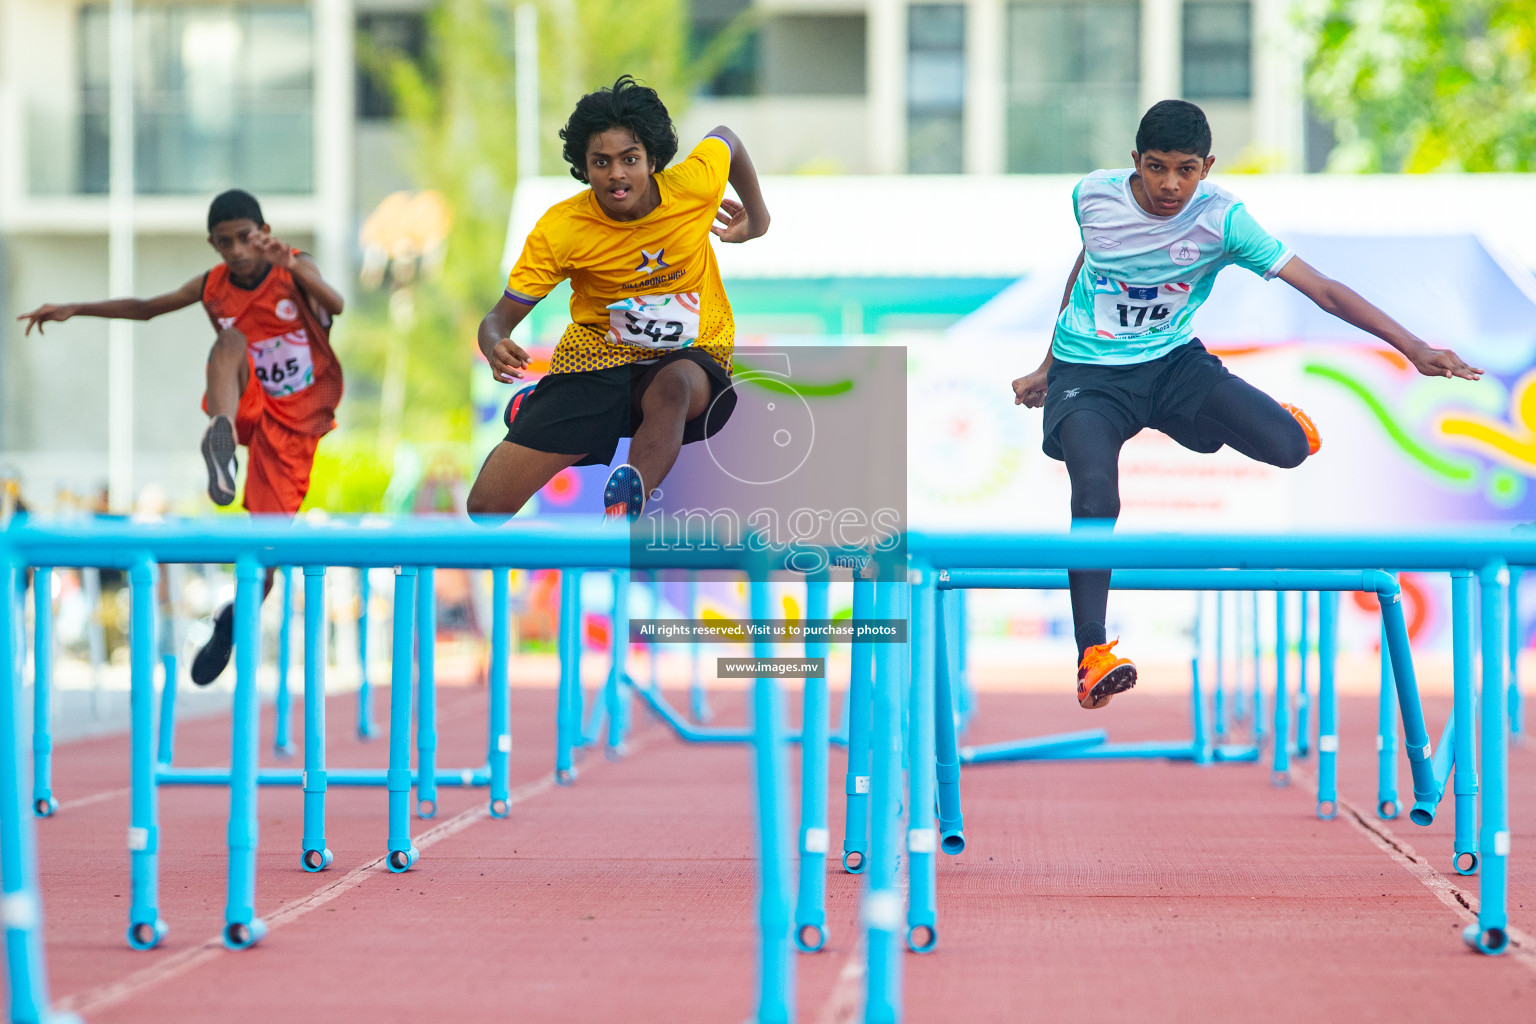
[
  {"left": 606, "top": 293, "right": 702, "bottom": 350},
  {"left": 1089, "top": 277, "right": 1191, "bottom": 338}
]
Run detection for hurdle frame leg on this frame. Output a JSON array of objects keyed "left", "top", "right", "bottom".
[
  {"left": 933, "top": 587, "right": 965, "bottom": 854},
  {"left": 1450, "top": 570, "right": 1479, "bottom": 874},
  {"left": 793, "top": 574, "right": 831, "bottom": 954},
  {"left": 488, "top": 568, "right": 512, "bottom": 817},
  {"left": 749, "top": 576, "right": 795, "bottom": 1023},
  {"left": 385, "top": 567, "right": 420, "bottom": 873},
  {"left": 124, "top": 557, "right": 168, "bottom": 950},
  {"left": 1213, "top": 590, "right": 1226, "bottom": 742},
  {"left": 686, "top": 573, "right": 711, "bottom": 724},
  {"left": 863, "top": 579, "right": 905, "bottom": 1024},
  {"left": 356, "top": 568, "right": 377, "bottom": 740},
  {"left": 556, "top": 570, "right": 582, "bottom": 785},
  {"left": 1272, "top": 592, "right": 1290, "bottom": 784},
  {"left": 416, "top": 566, "right": 438, "bottom": 819},
  {"left": 30, "top": 568, "right": 56, "bottom": 818},
  {"left": 1191, "top": 593, "right": 1211, "bottom": 765},
  {"left": 155, "top": 563, "right": 181, "bottom": 770},
  {"left": 603, "top": 570, "right": 630, "bottom": 758},
  {"left": 1297, "top": 591, "right": 1312, "bottom": 757},
  {"left": 1376, "top": 620, "right": 1400, "bottom": 819},
  {"left": 2, "top": 555, "right": 76, "bottom": 1024},
  {"left": 1379, "top": 580, "right": 1438, "bottom": 817},
  {"left": 273, "top": 566, "right": 295, "bottom": 756},
  {"left": 300, "top": 566, "right": 332, "bottom": 873},
  {"left": 1250, "top": 590, "right": 1265, "bottom": 745},
  {"left": 1508, "top": 566, "right": 1523, "bottom": 742},
  {"left": 905, "top": 562, "right": 939, "bottom": 953},
  {"left": 1316, "top": 591, "right": 1339, "bottom": 818},
  {"left": 841, "top": 577, "right": 875, "bottom": 874},
  {"left": 222, "top": 556, "right": 265, "bottom": 949},
  {"left": 1465, "top": 561, "right": 1510, "bottom": 954}
]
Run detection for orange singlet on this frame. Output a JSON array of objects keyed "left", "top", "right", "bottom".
[{"left": 201, "top": 253, "right": 344, "bottom": 515}]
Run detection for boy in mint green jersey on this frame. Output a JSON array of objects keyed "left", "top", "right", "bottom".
[{"left": 1011, "top": 99, "right": 1482, "bottom": 710}]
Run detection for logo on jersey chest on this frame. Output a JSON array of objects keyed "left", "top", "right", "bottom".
[
  {"left": 634, "top": 248, "right": 670, "bottom": 276},
  {"left": 275, "top": 298, "right": 299, "bottom": 321},
  {"left": 1169, "top": 240, "right": 1201, "bottom": 266}
]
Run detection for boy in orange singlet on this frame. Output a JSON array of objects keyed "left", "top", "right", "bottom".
[{"left": 18, "top": 189, "right": 346, "bottom": 684}]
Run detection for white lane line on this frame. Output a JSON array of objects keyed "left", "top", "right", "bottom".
[
  {"left": 816, "top": 938, "right": 866, "bottom": 1024},
  {"left": 57, "top": 786, "right": 132, "bottom": 813},
  {"left": 55, "top": 740, "right": 641, "bottom": 1019},
  {"left": 814, "top": 869, "right": 906, "bottom": 1024},
  {"left": 1289, "top": 764, "right": 1536, "bottom": 973}
]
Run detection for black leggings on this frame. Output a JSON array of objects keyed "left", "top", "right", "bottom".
[{"left": 1060, "top": 376, "right": 1311, "bottom": 658}]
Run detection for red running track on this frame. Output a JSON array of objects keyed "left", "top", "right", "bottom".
[{"left": 8, "top": 679, "right": 1535, "bottom": 1022}]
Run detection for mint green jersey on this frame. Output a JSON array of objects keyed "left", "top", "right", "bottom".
[{"left": 1053, "top": 170, "right": 1294, "bottom": 365}]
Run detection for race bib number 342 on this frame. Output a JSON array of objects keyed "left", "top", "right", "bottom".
[
  {"left": 250, "top": 329, "right": 316, "bottom": 397},
  {"left": 606, "top": 293, "right": 702, "bottom": 350}
]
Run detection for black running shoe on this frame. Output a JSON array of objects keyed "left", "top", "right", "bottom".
[
  {"left": 191, "top": 604, "right": 234, "bottom": 686},
  {"left": 200, "top": 415, "right": 238, "bottom": 507}
]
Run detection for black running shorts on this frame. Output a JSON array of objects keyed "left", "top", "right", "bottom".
[
  {"left": 1041, "top": 339, "right": 1234, "bottom": 461},
  {"left": 502, "top": 346, "right": 736, "bottom": 467}
]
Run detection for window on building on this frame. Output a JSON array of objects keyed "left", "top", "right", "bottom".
[
  {"left": 692, "top": 0, "right": 759, "bottom": 97},
  {"left": 908, "top": 4, "right": 965, "bottom": 174},
  {"left": 1182, "top": 0, "right": 1250, "bottom": 100},
  {"left": 760, "top": 16, "right": 867, "bottom": 96},
  {"left": 79, "top": 4, "right": 314, "bottom": 195},
  {"left": 1005, "top": 1, "right": 1140, "bottom": 173},
  {"left": 358, "top": 12, "right": 428, "bottom": 120}
]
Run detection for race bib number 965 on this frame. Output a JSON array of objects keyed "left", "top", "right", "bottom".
[
  {"left": 1089, "top": 277, "right": 1191, "bottom": 338},
  {"left": 606, "top": 293, "right": 702, "bottom": 350},
  {"left": 249, "top": 329, "right": 315, "bottom": 397}
]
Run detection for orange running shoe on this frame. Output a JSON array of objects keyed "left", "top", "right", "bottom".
[
  {"left": 1076, "top": 640, "right": 1137, "bottom": 710},
  {"left": 1280, "top": 402, "right": 1321, "bottom": 456}
]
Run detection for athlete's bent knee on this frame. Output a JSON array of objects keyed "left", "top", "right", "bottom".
[
  {"left": 465, "top": 487, "right": 521, "bottom": 521},
  {"left": 1270, "top": 425, "right": 1310, "bottom": 470},
  {"left": 646, "top": 367, "right": 694, "bottom": 410},
  {"left": 1070, "top": 472, "right": 1121, "bottom": 521},
  {"left": 209, "top": 327, "right": 247, "bottom": 363}
]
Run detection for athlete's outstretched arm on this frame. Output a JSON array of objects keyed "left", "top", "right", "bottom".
[
  {"left": 1014, "top": 248, "right": 1086, "bottom": 407},
  {"left": 478, "top": 294, "right": 535, "bottom": 383},
  {"left": 1278, "top": 257, "right": 1482, "bottom": 380},
  {"left": 704, "top": 126, "right": 770, "bottom": 244},
  {"left": 16, "top": 276, "right": 203, "bottom": 335},
  {"left": 252, "top": 234, "right": 345, "bottom": 317}
]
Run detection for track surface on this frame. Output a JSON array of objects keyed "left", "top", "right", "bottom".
[{"left": 9, "top": 676, "right": 1535, "bottom": 1022}]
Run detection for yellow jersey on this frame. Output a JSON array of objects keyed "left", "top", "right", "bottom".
[{"left": 504, "top": 136, "right": 735, "bottom": 374}]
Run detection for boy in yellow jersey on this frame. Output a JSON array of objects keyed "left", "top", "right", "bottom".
[{"left": 466, "top": 75, "right": 770, "bottom": 521}]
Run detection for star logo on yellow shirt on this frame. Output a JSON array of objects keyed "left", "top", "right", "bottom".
[{"left": 635, "top": 248, "right": 670, "bottom": 275}]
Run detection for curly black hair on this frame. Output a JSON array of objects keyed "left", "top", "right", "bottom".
[{"left": 559, "top": 75, "right": 679, "bottom": 184}]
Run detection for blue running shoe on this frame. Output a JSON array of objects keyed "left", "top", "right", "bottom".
[{"left": 603, "top": 464, "right": 645, "bottom": 522}]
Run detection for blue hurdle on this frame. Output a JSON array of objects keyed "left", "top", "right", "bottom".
[
  {"left": 1509, "top": 567, "right": 1523, "bottom": 742},
  {"left": 356, "top": 568, "right": 378, "bottom": 739},
  {"left": 1, "top": 517, "right": 802, "bottom": 1023},
  {"left": 0, "top": 560, "right": 77, "bottom": 1024},
  {"left": 849, "top": 528, "right": 1522, "bottom": 1023}
]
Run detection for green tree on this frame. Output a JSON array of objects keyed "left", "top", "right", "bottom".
[{"left": 1302, "top": 0, "right": 1536, "bottom": 172}]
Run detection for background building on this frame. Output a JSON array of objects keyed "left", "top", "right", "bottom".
[{"left": 0, "top": 0, "right": 1529, "bottom": 513}]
